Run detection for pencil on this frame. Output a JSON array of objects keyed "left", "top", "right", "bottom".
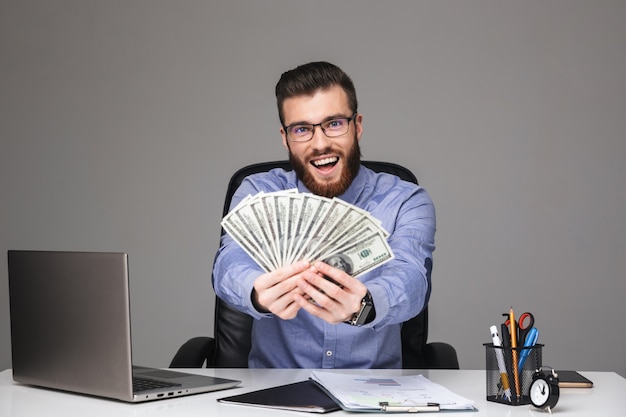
[{"left": 509, "top": 307, "right": 521, "bottom": 398}]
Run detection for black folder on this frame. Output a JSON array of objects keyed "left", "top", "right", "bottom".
[{"left": 217, "top": 380, "right": 340, "bottom": 413}]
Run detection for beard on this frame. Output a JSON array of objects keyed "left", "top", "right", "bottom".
[{"left": 288, "top": 135, "right": 362, "bottom": 199}]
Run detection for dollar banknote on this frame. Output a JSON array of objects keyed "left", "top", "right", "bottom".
[{"left": 221, "top": 190, "right": 394, "bottom": 277}]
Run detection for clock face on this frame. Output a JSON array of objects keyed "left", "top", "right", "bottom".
[{"left": 530, "top": 379, "right": 550, "bottom": 407}]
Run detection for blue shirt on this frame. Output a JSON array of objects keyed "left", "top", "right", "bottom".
[{"left": 213, "top": 164, "right": 435, "bottom": 368}]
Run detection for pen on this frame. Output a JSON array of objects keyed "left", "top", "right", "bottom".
[
  {"left": 509, "top": 307, "right": 522, "bottom": 398},
  {"left": 500, "top": 322, "right": 511, "bottom": 348},
  {"left": 490, "top": 325, "right": 512, "bottom": 402},
  {"left": 517, "top": 327, "right": 539, "bottom": 372},
  {"left": 379, "top": 402, "right": 440, "bottom": 412}
]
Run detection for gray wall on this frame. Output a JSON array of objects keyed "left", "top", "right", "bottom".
[{"left": 1, "top": 1, "right": 625, "bottom": 376}]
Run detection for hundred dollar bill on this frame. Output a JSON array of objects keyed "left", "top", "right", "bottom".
[
  {"left": 221, "top": 211, "right": 274, "bottom": 272},
  {"left": 236, "top": 197, "right": 280, "bottom": 269},
  {"left": 283, "top": 194, "right": 302, "bottom": 265},
  {"left": 258, "top": 189, "right": 297, "bottom": 267},
  {"left": 312, "top": 210, "right": 386, "bottom": 261},
  {"left": 290, "top": 195, "right": 333, "bottom": 264},
  {"left": 309, "top": 221, "right": 381, "bottom": 264},
  {"left": 223, "top": 191, "right": 287, "bottom": 270},
  {"left": 319, "top": 203, "right": 390, "bottom": 256},
  {"left": 272, "top": 192, "right": 290, "bottom": 267},
  {"left": 317, "top": 231, "right": 394, "bottom": 277},
  {"left": 299, "top": 197, "right": 353, "bottom": 262},
  {"left": 286, "top": 194, "right": 319, "bottom": 264},
  {"left": 222, "top": 195, "right": 278, "bottom": 270},
  {"left": 249, "top": 194, "right": 281, "bottom": 268}
]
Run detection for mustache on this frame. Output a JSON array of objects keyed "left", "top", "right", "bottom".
[{"left": 310, "top": 148, "right": 339, "bottom": 157}]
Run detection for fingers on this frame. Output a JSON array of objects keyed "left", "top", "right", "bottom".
[
  {"left": 311, "top": 261, "right": 367, "bottom": 300},
  {"left": 311, "top": 261, "right": 361, "bottom": 290},
  {"left": 253, "top": 261, "right": 310, "bottom": 319},
  {"left": 253, "top": 259, "right": 370, "bottom": 324},
  {"left": 294, "top": 263, "right": 367, "bottom": 324},
  {"left": 256, "top": 260, "right": 310, "bottom": 290}
]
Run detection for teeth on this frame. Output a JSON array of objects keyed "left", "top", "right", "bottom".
[{"left": 313, "top": 157, "right": 338, "bottom": 166}]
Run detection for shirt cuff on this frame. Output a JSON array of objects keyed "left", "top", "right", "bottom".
[
  {"left": 242, "top": 270, "right": 273, "bottom": 319},
  {"left": 365, "top": 283, "right": 389, "bottom": 328}
]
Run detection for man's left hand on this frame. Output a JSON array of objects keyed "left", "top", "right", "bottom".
[{"left": 293, "top": 261, "right": 367, "bottom": 324}]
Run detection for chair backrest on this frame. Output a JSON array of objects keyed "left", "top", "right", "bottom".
[{"left": 211, "top": 161, "right": 431, "bottom": 368}]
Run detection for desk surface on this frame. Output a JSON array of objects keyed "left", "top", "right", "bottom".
[{"left": 1, "top": 368, "right": 623, "bottom": 416}]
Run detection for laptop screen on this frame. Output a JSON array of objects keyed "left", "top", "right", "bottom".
[{"left": 8, "top": 251, "right": 135, "bottom": 400}]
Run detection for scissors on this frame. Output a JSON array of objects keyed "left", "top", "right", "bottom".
[
  {"left": 502, "top": 311, "right": 535, "bottom": 345},
  {"left": 517, "top": 312, "right": 535, "bottom": 345}
]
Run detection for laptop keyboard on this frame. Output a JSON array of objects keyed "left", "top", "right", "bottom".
[{"left": 133, "top": 377, "right": 182, "bottom": 393}]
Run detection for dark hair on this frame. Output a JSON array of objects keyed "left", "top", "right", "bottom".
[{"left": 275, "top": 61, "right": 358, "bottom": 125}]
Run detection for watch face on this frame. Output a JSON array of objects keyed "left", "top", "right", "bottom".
[{"left": 530, "top": 379, "right": 550, "bottom": 407}]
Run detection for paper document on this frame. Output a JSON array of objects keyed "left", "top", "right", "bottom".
[{"left": 310, "top": 371, "right": 476, "bottom": 412}]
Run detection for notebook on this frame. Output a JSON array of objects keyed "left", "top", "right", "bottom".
[
  {"left": 557, "top": 370, "right": 594, "bottom": 388},
  {"left": 7, "top": 250, "right": 241, "bottom": 403},
  {"left": 218, "top": 380, "right": 341, "bottom": 413}
]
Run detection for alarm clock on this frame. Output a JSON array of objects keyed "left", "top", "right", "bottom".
[{"left": 530, "top": 367, "right": 560, "bottom": 411}]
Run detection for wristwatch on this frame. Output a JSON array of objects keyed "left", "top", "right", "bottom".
[{"left": 346, "top": 290, "right": 376, "bottom": 326}]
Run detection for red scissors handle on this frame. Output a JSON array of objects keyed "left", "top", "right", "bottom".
[
  {"left": 518, "top": 312, "right": 535, "bottom": 344},
  {"left": 503, "top": 312, "right": 535, "bottom": 345}
]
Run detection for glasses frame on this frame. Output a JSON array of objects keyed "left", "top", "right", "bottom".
[{"left": 283, "top": 113, "right": 357, "bottom": 142}]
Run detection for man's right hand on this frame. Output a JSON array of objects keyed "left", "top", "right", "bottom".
[{"left": 251, "top": 260, "right": 311, "bottom": 320}]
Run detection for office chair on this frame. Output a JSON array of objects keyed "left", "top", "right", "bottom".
[{"left": 170, "top": 161, "right": 459, "bottom": 369}]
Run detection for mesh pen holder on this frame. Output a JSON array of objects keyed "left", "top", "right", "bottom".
[{"left": 484, "top": 343, "right": 543, "bottom": 405}]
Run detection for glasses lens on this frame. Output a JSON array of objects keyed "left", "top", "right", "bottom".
[
  {"left": 287, "top": 125, "right": 313, "bottom": 142},
  {"left": 322, "top": 118, "right": 350, "bottom": 137}
]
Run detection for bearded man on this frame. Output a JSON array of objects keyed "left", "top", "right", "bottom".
[{"left": 213, "top": 61, "right": 435, "bottom": 368}]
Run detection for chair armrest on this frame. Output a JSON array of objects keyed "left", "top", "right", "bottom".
[
  {"left": 169, "top": 336, "right": 216, "bottom": 368},
  {"left": 423, "top": 342, "right": 460, "bottom": 369}
]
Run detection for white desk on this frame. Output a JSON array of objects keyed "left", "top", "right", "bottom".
[{"left": 1, "top": 368, "right": 623, "bottom": 416}]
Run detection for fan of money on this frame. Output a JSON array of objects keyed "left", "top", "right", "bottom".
[{"left": 221, "top": 190, "right": 394, "bottom": 277}]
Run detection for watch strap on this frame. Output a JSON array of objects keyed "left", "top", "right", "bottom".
[{"left": 346, "top": 290, "right": 375, "bottom": 326}]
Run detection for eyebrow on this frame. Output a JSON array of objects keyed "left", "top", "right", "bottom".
[{"left": 285, "top": 113, "right": 351, "bottom": 127}]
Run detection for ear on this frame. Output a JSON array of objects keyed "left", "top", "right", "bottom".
[
  {"left": 354, "top": 113, "right": 363, "bottom": 141},
  {"left": 281, "top": 128, "right": 289, "bottom": 150}
]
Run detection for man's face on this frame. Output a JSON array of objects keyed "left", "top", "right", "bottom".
[{"left": 281, "top": 85, "right": 363, "bottom": 198}]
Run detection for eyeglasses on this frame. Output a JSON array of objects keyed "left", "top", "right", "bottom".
[{"left": 284, "top": 113, "right": 357, "bottom": 142}]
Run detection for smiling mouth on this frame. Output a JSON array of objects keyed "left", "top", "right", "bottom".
[{"left": 311, "top": 156, "right": 339, "bottom": 169}]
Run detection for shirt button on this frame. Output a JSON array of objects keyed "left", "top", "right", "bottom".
[{"left": 326, "top": 350, "right": 333, "bottom": 357}]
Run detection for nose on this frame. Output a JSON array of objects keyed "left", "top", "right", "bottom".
[{"left": 309, "top": 125, "right": 332, "bottom": 149}]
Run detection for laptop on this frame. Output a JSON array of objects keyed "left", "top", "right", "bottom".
[{"left": 7, "top": 250, "right": 241, "bottom": 402}]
